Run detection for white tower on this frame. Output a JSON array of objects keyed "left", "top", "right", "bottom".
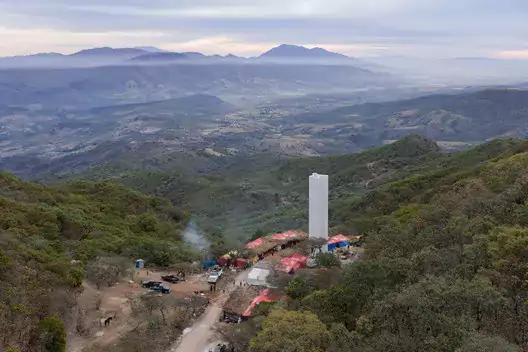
[{"left": 309, "top": 173, "right": 328, "bottom": 239}]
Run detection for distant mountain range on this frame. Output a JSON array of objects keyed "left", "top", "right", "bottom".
[
  {"left": 0, "top": 43, "right": 388, "bottom": 109},
  {"left": 0, "top": 44, "right": 354, "bottom": 68}
]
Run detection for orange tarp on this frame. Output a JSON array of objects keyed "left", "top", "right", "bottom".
[{"left": 242, "top": 289, "right": 279, "bottom": 317}]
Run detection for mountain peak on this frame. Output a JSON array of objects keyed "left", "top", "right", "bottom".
[
  {"left": 259, "top": 44, "right": 349, "bottom": 59},
  {"left": 71, "top": 47, "right": 148, "bottom": 57}
]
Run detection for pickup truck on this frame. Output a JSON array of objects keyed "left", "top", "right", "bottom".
[
  {"left": 150, "top": 284, "right": 171, "bottom": 294},
  {"left": 207, "top": 268, "right": 224, "bottom": 284}
]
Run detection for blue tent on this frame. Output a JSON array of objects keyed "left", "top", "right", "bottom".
[
  {"left": 327, "top": 235, "right": 350, "bottom": 251},
  {"left": 202, "top": 259, "right": 217, "bottom": 269}
]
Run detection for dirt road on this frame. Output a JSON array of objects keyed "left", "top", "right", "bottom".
[{"left": 170, "top": 269, "right": 248, "bottom": 352}]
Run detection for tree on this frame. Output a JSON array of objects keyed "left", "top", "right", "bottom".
[
  {"left": 356, "top": 276, "right": 505, "bottom": 352},
  {"left": 456, "top": 333, "right": 519, "bottom": 352},
  {"left": 286, "top": 277, "right": 312, "bottom": 300},
  {"left": 327, "top": 323, "right": 359, "bottom": 352},
  {"left": 85, "top": 257, "right": 129, "bottom": 289},
  {"left": 487, "top": 226, "right": 528, "bottom": 291},
  {"left": 250, "top": 229, "right": 265, "bottom": 241},
  {"left": 5, "top": 347, "right": 21, "bottom": 352},
  {"left": 38, "top": 315, "right": 66, "bottom": 352},
  {"left": 315, "top": 252, "right": 341, "bottom": 268},
  {"left": 249, "top": 309, "right": 330, "bottom": 352}
]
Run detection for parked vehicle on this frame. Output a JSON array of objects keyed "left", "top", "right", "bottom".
[
  {"left": 207, "top": 267, "right": 224, "bottom": 283},
  {"left": 150, "top": 284, "right": 171, "bottom": 294},
  {"left": 141, "top": 280, "right": 162, "bottom": 288},
  {"left": 161, "top": 274, "right": 180, "bottom": 283},
  {"left": 211, "top": 266, "right": 224, "bottom": 277},
  {"left": 207, "top": 272, "right": 220, "bottom": 284}
]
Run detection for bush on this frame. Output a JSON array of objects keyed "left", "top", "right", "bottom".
[
  {"left": 86, "top": 257, "right": 130, "bottom": 289},
  {"left": 249, "top": 309, "right": 330, "bottom": 352},
  {"left": 315, "top": 252, "right": 341, "bottom": 268},
  {"left": 38, "top": 315, "right": 66, "bottom": 352},
  {"left": 286, "top": 277, "right": 312, "bottom": 299}
]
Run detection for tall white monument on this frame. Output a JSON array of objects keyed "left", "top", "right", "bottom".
[{"left": 309, "top": 173, "right": 328, "bottom": 239}]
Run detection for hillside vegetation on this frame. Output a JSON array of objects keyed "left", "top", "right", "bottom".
[
  {"left": 247, "top": 137, "right": 528, "bottom": 351},
  {"left": 79, "top": 136, "right": 442, "bottom": 242},
  {"left": 0, "top": 174, "right": 193, "bottom": 351}
]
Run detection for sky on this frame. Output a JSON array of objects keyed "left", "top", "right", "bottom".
[{"left": 0, "top": 0, "right": 527, "bottom": 58}]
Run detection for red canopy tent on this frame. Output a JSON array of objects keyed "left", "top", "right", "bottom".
[
  {"left": 277, "top": 253, "right": 308, "bottom": 274},
  {"left": 245, "top": 238, "right": 264, "bottom": 249},
  {"left": 217, "top": 254, "right": 231, "bottom": 267},
  {"left": 234, "top": 258, "right": 249, "bottom": 269},
  {"left": 271, "top": 230, "right": 306, "bottom": 241},
  {"left": 328, "top": 234, "right": 349, "bottom": 244}
]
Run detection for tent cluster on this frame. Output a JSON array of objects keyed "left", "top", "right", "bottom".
[
  {"left": 217, "top": 255, "right": 249, "bottom": 269},
  {"left": 203, "top": 250, "right": 249, "bottom": 270}
]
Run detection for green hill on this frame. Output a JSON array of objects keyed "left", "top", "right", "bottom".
[
  {"left": 0, "top": 174, "right": 194, "bottom": 350},
  {"left": 78, "top": 135, "right": 442, "bottom": 241},
  {"left": 255, "top": 137, "right": 528, "bottom": 351}
]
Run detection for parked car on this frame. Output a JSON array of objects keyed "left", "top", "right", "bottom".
[
  {"left": 207, "top": 267, "right": 224, "bottom": 283},
  {"left": 207, "top": 272, "right": 221, "bottom": 284},
  {"left": 150, "top": 284, "right": 171, "bottom": 294},
  {"left": 141, "top": 280, "right": 162, "bottom": 289},
  {"left": 161, "top": 274, "right": 180, "bottom": 283}
]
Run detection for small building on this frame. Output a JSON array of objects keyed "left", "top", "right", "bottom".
[
  {"left": 247, "top": 267, "right": 271, "bottom": 286},
  {"left": 222, "top": 286, "right": 260, "bottom": 323}
]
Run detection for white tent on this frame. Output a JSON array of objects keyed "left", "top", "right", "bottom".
[{"left": 247, "top": 267, "right": 270, "bottom": 287}]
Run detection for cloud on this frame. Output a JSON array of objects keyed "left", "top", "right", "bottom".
[
  {"left": 0, "top": 0, "right": 527, "bottom": 58},
  {"left": 161, "top": 36, "right": 274, "bottom": 56},
  {"left": 0, "top": 27, "right": 167, "bottom": 55},
  {"left": 497, "top": 49, "right": 528, "bottom": 60}
]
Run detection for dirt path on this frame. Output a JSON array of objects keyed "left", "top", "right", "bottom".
[{"left": 170, "top": 270, "right": 249, "bottom": 352}]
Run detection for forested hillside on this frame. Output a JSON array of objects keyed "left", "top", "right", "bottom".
[
  {"left": 0, "top": 174, "right": 193, "bottom": 351},
  {"left": 79, "top": 136, "right": 442, "bottom": 242},
  {"left": 247, "top": 138, "right": 528, "bottom": 351}
]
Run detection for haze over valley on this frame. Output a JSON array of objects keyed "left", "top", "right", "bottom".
[{"left": 3, "top": 44, "right": 528, "bottom": 180}]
